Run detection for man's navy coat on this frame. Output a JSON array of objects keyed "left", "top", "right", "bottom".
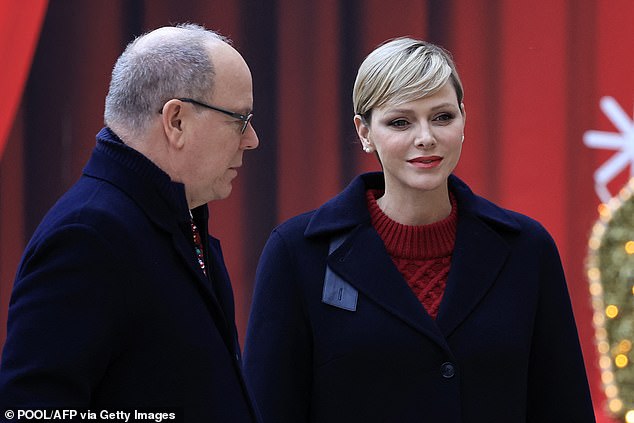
[
  {"left": 0, "top": 128, "right": 259, "bottom": 422},
  {"left": 244, "top": 172, "right": 595, "bottom": 422}
]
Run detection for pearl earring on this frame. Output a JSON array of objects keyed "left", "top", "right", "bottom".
[
  {"left": 461, "top": 134, "right": 464, "bottom": 143},
  {"left": 363, "top": 145, "right": 373, "bottom": 153}
]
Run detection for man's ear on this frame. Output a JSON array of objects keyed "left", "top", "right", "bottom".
[{"left": 160, "top": 99, "right": 186, "bottom": 149}]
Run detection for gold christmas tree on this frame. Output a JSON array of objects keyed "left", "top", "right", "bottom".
[{"left": 588, "top": 178, "right": 634, "bottom": 421}]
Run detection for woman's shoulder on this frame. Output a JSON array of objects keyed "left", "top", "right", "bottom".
[
  {"left": 272, "top": 210, "right": 316, "bottom": 238},
  {"left": 450, "top": 175, "right": 552, "bottom": 239},
  {"left": 272, "top": 173, "right": 377, "bottom": 240}
]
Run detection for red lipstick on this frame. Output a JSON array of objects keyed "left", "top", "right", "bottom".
[{"left": 408, "top": 156, "right": 442, "bottom": 168}]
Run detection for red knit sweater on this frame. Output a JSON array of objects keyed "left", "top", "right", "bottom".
[{"left": 366, "top": 190, "right": 458, "bottom": 319}]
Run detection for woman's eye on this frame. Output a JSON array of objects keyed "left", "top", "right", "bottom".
[
  {"left": 388, "top": 119, "right": 409, "bottom": 127},
  {"left": 433, "top": 113, "right": 454, "bottom": 122}
]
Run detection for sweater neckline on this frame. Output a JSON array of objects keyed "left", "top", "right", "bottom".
[{"left": 366, "top": 189, "right": 458, "bottom": 259}]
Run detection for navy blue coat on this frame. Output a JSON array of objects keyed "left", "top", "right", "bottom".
[
  {"left": 244, "top": 172, "right": 594, "bottom": 422},
  {"left": 0, "top": 128, "right": 259, "bottom": 422}
]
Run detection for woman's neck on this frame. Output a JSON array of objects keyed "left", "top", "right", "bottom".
[{"left": 376, "top": 184, "right": 452, "bottom": 226}]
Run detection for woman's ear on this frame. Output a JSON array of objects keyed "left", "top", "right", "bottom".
[{"left": 354, "top": 114, "right": 374, "bottom": 152}]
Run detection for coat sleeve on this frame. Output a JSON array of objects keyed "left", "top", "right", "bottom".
[
  {"left": 243, "top": 230, "right": 313, "bottom": 423},
  {"left": 0, "top": 223, "right": 129, "bottom": 408},
  {"left": 526, "top": 231, "right": 596, "bottom": 422}
]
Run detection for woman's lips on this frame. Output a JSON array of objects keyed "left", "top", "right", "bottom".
[{"left": 408, "top": 156, "right": 442, "bottom": 168}]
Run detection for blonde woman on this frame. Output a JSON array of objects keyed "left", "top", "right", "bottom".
[{"left": 244, "top": 38, "right": 594, "bottom": 422}]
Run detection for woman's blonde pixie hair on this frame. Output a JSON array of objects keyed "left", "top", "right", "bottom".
[{"left": 353, "top": 37, "right": 463, "bottom": 120}]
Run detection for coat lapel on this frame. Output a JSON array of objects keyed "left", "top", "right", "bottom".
[
  {"left": 436, "top": 211, "right": 511, "bottom": 337},
  {"left": 327, "top": 225, "right": 450, "bottom": 352},
  {"left": 171, "top": 228, "right": 224, "bottom": 307},
  {"left": 207, "top": 238, "right": 238, "bottom": 337},
  {"left": 307, "top": 172, "right": 520, "bottom": 353},
  {"left": 85, "top": 135, "right": 238, "bottom": 352},
  {"left": 170, "top": 224, "right": 236, "bottom": 350}
]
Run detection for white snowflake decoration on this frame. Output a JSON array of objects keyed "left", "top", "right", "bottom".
[{"left": 583, "top": 96, "right": 634, "bottom": 204}]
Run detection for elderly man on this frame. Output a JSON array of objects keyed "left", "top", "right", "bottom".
[{"left": 0, "top": 24, "right": 259, "bottom": 421}]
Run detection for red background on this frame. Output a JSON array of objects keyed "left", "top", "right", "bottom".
[{"left": 1, "top": 2, "right": 632, "bottom": 421}]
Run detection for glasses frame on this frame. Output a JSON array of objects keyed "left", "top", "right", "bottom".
[{"left": 161, "top": 98, "right": 253, "bottom": 134}]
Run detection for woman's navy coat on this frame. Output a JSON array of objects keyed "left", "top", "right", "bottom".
[{"left": 244, "top": 172, "right": 594, "bottom": 422}]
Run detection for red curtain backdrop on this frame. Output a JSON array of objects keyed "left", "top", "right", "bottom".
[
  {"left": 0, "top": 2, "right": 631, "bottom": 421},
  {"left": 0, "top": 0, "right": 48, "bottom": 159},
  {"left": 0, "top": 0, "right": 48, "bottom": 358}
]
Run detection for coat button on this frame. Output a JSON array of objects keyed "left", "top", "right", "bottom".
[{"left": 440, "top": 362, "right": 456, "bottom": 378}]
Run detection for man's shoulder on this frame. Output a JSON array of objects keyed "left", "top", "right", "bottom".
[{"left": 30, "top": 176, "right": 148, "bottom": 246}]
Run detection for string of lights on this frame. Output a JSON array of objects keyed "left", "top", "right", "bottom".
[{"left": 587, "top": 177, "right": 634, "bottom": 422}]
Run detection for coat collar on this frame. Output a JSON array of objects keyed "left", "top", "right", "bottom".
[
  {"left": 308, "top": 172, "right": 522, "bottom": 345},
  {"left": 85, "top": 127, "right": 192, "bottom": 231},
  {"left": 82, "top": 128, "right": 238, "bottom": 352},
  {"left": 305, "top": 172, "right": 521, "bottom": 238}
]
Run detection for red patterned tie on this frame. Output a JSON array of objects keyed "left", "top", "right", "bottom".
[{"left": 190, "top": 219, "right": 207, "bottom": 276}]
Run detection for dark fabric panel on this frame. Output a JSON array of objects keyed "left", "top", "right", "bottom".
[
  {"left": 426, "top": 0, "right": 452, "bottom": 46},
  {"left": 23, "top": 1, "right": 77, "bottom": 237},
  {"left": 339, "top": 0, "right": 364, "bottom": 185},
  {"left": 240, "top": 0, "right": 280, "bottom": 309},
  {"left": 124, "top": 0, "right": 145, "bottom": 42}
]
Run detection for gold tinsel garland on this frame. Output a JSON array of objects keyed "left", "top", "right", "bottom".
[{"left": 587, "top": 177, "right": 634, "bottom": 422}]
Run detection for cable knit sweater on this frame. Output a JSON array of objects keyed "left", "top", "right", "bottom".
[{"left": 366, "top": 189, "right": 458, "bottom": 319}]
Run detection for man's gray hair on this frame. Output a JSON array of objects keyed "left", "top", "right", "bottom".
[{"left": 104, "top": 23, "right": 229, "bottom": 136}]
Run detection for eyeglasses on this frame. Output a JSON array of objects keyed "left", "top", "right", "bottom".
[{"left": 161, "top": 98, "right": 253, "bottom": 134}]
